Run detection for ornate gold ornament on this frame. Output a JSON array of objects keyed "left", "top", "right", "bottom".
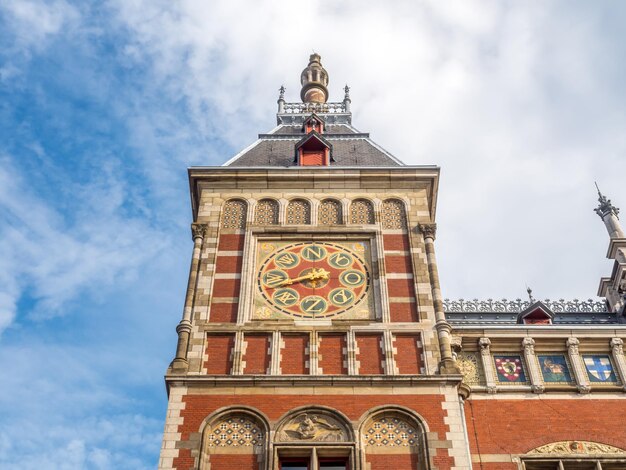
[{"left": 528, "top": 441, "right": 626, "bottom": 455}]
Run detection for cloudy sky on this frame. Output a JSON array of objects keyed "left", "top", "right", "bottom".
[{"left": 1, "top": 1, "right": 624, "bottom": 468}]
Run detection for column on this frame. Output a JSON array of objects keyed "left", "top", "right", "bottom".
[
  {"left": 170, "top": 223, "right": 206, "bottom": 371},
  {"left": 420, "top": 223, "right": 459, "bottom": 374},
  {"left": 610, "top": 338, "right": 626, "bottom": 392},
  {"left": 567, "top": 337, "right": 590, "bottom": 393},
  {"left": 479, "top": 337, "right": 497, "bottom": 393},
  {"left": 231, "top": 331, "right": 245, "bottom": 375},
  {"left": 522, "top": 337, "right": 544, "bottom": 393}
]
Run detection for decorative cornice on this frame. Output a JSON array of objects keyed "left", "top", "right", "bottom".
[
  {"left": 443, "top": 298, "right": 608, "bottom": 314},
  {"left": 528, "top": 440, "right": 625, "bottom": 455},
  {"left": 419, "top": 223, "right": 437, "bottom": 240}
]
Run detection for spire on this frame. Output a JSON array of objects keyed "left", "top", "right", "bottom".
[
  {"left": 277, "top": 85, "right": 286, "bottom": 113},
  {"left": 594, "top": 183, "right": 624, "bottom": 239},
  {"left": 300, "top": 53, "right": 329, "bottom": 104},
  {"left": 343, "top": 84, "right": 351, "bottom": 113}
]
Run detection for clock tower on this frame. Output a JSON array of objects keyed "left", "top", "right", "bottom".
[{"left": 159, "top": 55, "right": 469, "bottom": 470}]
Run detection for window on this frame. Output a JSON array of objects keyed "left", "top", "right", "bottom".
[
  {"left": 286, "top": 199, "right": 311, "bottom": 224},
  {"left": 381, "top": 199, "right": 407, "bottom": 229},
  {"left": 221, "top": 199, "right": 247, "bottom": 229},
  {"left": 522, "top": 459, "right": 626, "bottom": 469},
  {"left": 254, "top": 199, "right": 279, "bottom": 225},
  {"left": 319, "top": 199, "right": 342, "bottom": 225},
  {"left": 279, "top": 456, "right": 348, "bottom": 470}
]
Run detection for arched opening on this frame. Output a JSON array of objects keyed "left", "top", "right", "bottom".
[{"left": 221, "top": 199, "right": 248, "bottom": 229}]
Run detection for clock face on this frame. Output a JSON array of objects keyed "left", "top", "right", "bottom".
[{"left": 256, "top": 241, "right": 371, "bottom": 319}]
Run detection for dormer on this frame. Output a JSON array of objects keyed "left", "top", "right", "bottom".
[
  {"left": 303, "top": 113, "right": 325, "bottom": 134},
  {"left": 294, "top": 132, "right": 333, "bottom": 166},
  {"left": 517, "top": 301, "right": 554, "bottom": 325}
]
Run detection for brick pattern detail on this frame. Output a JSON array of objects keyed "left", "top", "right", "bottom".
[
  {"left": 254, "top": 199, "right": 278, "bottom": 225},
  {"left": 319, "top": 334, "right": 347, "bottom": 375},
  {"left": 203, "top": 455, "right": 259, "bottom": 470},
  {"left": 393, "top": 334, "right": 423, "bottom": 374},
  {"left": 243, "top": 334, "right": 271, "bottom": 375},
  {"left": 220, "top": 200, "right": 247, "bottom": 229},
  {"left": 204, "top": 334, "right": 235, "bottom": 374},
  {"left": 356, "top": 334, "right": 385, "bottom": 374},
  {"left": 281, "top": 334, "right": 309, "bottom": 375},
  {"left": 349, "top": 199, "right": 375, "bottom": 224},
  {"left": 286, "top": 199, "right": 311, "bottom": 224},
  {"left": 388, "top": 303, "right": 418, "bottom": 322},
  {"left": 319, "top": 199, "right": 342, "bottom": 225},
  {"left": 382, "top": 231, "right": 418, "bottom": 322},
  {"left": 381, "top": 199, "right": 407, "bottom": 229},
  {"left": 466, "top": 399, "right": 626, "bottom": 456},
  {"left": 217, "top": 234, "right": 245, "bottom": 251},
  {"left": 382, "top": 234, "right": 410, "bottom": 252}
]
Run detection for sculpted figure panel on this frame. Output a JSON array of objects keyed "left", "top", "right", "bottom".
[{"left": 277, "top": 412, "right": 350, "bottom": 443}]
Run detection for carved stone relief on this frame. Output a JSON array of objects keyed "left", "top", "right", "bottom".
[
  {"left": 277, "top": 412, "right": 349, "bottom": 443},
  {"left": 528, "top": 441, "right": 626, "bottom": 455}
]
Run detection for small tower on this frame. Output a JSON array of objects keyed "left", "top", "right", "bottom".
[
  {"left": 300, "top": 53, "right": 329, "bottom": 104},
  {"left": 596, "top": 186, "right": 626, "bottom": 318}
]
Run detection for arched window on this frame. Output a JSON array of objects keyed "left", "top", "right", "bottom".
[
  {"left": 254, "top": 199, "right": 279, "bottom": 225},
  {"left": 199, "top": 410, "right": 268, "bottom": 470},
  {"left": 286, "top": 199, "right": 311, "bottom": 225},
  {"left": 319, "top": 199, "right": 342, "bottom": 225},
  {"left": 349, "top": 199, "right": 375, "bottom": 224},
  {"left": 381, "top": 199, "right": 407, "bottom": 230},
  {"left": 361, "top": 409, "right": 428, "bottom": 470},
  {"left": 220, "top": 199, "right": 247, "bottom": 229}
]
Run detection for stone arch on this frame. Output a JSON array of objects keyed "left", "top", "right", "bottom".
[
  {"left": 254, "top": 198, "right": 279, "bottom": 225},
  {"left": 274, "top": 406, "right": 355, "bottom": 444},
  {"left": 350, "top": 198, "right": 375, "bottom": 224},
  {"left": 221, "top": 198, "right": 248, "bottom": 229},
  {"left": 198, "top": 407, "right": 270, "bottom": 470},
  {"left": 381, "top": 198, "right": 408, "bottom": 230},
  {"left": 286, "top": 198, "right": 311, "bottom": 225},
  {"left": 318, "top": 198, "right": 343, "bottom": 225},
  {"left": 358, "top": 406, "right": 429, "bottom": 470}
]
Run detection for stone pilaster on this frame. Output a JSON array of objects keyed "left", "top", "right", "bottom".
[
  {"left": 170, "top": 223, "right": 207, "bottom": 371},
  {"left": 567, "top": 337, "right": 590, "bottom": 393},
  {"left": 479, "top": 337, "right": 497, "bottom": 393},
  {"left": 309, "top": 331, "right": 320, "bottom": 375},
  {"left": 232, "top": 331, "right": 245, "bottom": 375},
  {"left": 419, "top": 223, "right": 459, "bottom": 374},
  {"left": 522, "top": 337, "right": 544, "bottom": 393},
  {"left": 382, "top": 330, "right": 397, "bottom": 375},
  {"left": 346, "top": 330, "right": 357, "bottom": 375},
  {"left": 270, "top": 331, "right": 282, "bottom": 375},
  {"left": 610, "top": 338, "right": 626, "bottom": 391}
]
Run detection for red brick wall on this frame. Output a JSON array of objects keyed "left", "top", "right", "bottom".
[
  {"left": 204, "top": 454, "right": 259, "bottom": 470},
  {"left": 319, "top": 334, "right": 347, "bottom": 375},
  {"left": 466, "top": 399, "right": 626, "bottom": 456},
  {"left": 365, "top": 454, "right": 419, "bottom": 470},
  {"left": 243, "top": 334, "right": 271, "bottom": 374},
  {"left": 204, "top": 334, "right": 235, "bottom": 374},
  {"left": 394, "top": 334, "right": 423, "bottom": 374},
  {"left": 175, "top": 393, "right": 451, "bottom": 452},
  {"left": 281, "top": 334, "right": 309, "bottom": 375},
  {"left": 356, "top": 334, "right": 384, "bottom": 374},
  {"left": 388, "top": 302, "right": 418, "bottom": 322},
  {"left": 209, "top": 234, "right": 244, "bottom": 323},
  {"left": 382, "top": 234, "right": 410, "bottom": 251}
]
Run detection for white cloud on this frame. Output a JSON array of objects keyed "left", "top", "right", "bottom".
[
  {"left": 109, "top": 0, "right": 626, "bottom": 299},
  {"left": 0, "top": 156, "right": 168, "bottom": 331}
]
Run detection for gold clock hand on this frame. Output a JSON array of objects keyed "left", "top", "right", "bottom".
[{"left": 277, "top": 268, "right": 330, "bottom": 287}]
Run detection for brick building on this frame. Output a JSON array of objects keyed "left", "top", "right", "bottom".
[{"left": 159, "top": 54, "right": 626, "bottom": 470}]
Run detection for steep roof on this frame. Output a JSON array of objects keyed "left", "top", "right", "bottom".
[{"left": 225, "top": 122, "right": 403, "bottom": 167}]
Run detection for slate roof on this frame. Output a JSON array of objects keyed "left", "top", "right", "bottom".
[{"left": 225, "top": 121, "right": 403, "bottom": 167}]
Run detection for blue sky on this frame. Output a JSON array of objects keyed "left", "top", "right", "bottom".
[{"left": 1, "top": 1, "right": 625, "bottom": 468}]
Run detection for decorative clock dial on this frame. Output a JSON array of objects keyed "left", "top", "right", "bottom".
[{"left": 257, "top": 241, "right": 371, "bottom": 319}]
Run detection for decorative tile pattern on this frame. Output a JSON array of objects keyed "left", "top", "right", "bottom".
[
  {"left": 381, "top": 199, "right": 407, "bottom": 230},
  {"left": 221, "top": 200, "right": 247, "bottom": 229},
  {"left": 457, "top": 352, "right": 482, "bottom": 385},
  {"left": 254, "top": 199, "right": 279, "bottom": 225},
  {"left": 286, "top": 199, "right": 311, "bottom": 225},
  {"left": 363, "top": 415, "right": 419, "bottom": 447},
  {"left": 538, "top": 354, "right": 573, "bottom": 384},
  {"left": 583, "top": 355, "right": 618, "bottom": 383},
  {"left": 349, "top": 199, "right": 375, "bottom": 224},
  {"left": 206, "top": 415, "right": 265, "bottom": 448},
  {"left": 319, "top": 199, "right": 342, "bottom": 225},
  {"left": 494, "top": 355, "right": 527, "bottom": 383}
]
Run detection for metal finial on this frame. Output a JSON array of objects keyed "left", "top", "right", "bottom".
[
  {"left": 594, "top": 183, "right": 620, "bottom": 219},
  {"left": 526, "top": 286, "right": 535, "bottom": 303},
  {"left": 344, "top": 84, "right": 350, "bottom": 96},
  {"left": 279, "top": 85, "right": 285, "bottom": 100}
]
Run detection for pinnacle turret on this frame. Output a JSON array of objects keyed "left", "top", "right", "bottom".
[{"left": 300, "top": 53, "right": 329, "bottom": 104}]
